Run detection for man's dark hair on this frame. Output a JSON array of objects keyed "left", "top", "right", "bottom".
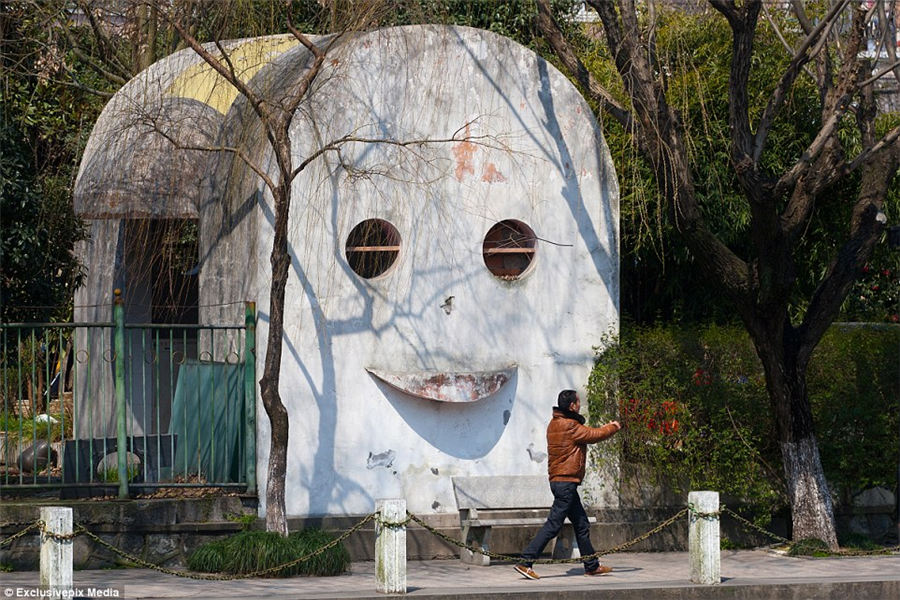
[{"left": 558, "top": 389, "right": 578, "bottom": 411}]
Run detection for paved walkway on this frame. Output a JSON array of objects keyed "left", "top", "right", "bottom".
[{"left": 4, "top": 550, "right": 900, "bottom": 599}]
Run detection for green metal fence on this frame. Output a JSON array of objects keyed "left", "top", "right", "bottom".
[{"left": 0, "top": 296, "right": 256, "bottom": 498}]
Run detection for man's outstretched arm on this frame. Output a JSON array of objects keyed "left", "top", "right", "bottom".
[{"left": 572, "top": 420, "right": 622, "bottom": 445}]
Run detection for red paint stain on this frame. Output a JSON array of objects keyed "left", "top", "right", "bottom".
[
  {"left": 481, "top": 163, "right": 506, "bottom": 183},
  {"left": 452, "top": 124, "right": 477, "bottom": 181}
]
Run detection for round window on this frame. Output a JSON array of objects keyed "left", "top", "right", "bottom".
[
  {"left": 482, "top": 219, "right": 536, "bottom": 280},
  {"left": 345, "top": 219, "right": 401, "bottom": 279}
]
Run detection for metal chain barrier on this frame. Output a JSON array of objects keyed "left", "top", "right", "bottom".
[
  {"left": 721, "top": 506, "right": 790, "bottom": 545},
  {"left": 379, "top": 514, "right": 414, "bottom": 528},
  {"left": 0, "top": 513, "right": 378, "bottom": 580},
  {"left": 406, "top": 507, "right": 689, "bottom": 564},
  {"left": 4, "top": 502, "right": 898, "bottom": 573},
  {"left": 39, "top": 520, "right": 81, "bottom": 542},
  {"left": 721, "top": 506, "right": 900, "bottom": 557},
  {"left": 687, "top": 503, "right": 721, "bottom": 520},
  {"left": 77, "top": 511, "right": 379, "bottom": 580},
  {"left": 0, "top": 521, "right": 42, "bottom": 548}
]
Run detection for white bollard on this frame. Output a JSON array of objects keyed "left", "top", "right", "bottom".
[
  {"left": 40, "top": 506, "right": 73, "bottom": 594},
  {"left": 688, "top": 491, "right": 720, "bottom": 584},
  {"left": 375, "top": 498, "right": 406, "bottom": 594}
]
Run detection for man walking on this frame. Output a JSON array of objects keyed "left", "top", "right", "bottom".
[{"left": 514, "top": 389, "right": 621, "bottom": 579}]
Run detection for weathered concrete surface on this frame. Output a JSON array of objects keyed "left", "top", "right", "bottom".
[
  {"left": 374, "top": 498, "right": 406, "bottom": 593},
  {"left": 39, "top": 507, "right": 72, "bottom": 592},
  {"left": 235, "top": 24, "right": 619, "bottom": 519},
  {"left": 3, "top": 551, "right": 899, "bottom": 600},
  {"left": 688, "top": 491, "right": 720, "bottom": 584},
  {"left": 73, "top": 24, "right": 619, "bottom": 521}
]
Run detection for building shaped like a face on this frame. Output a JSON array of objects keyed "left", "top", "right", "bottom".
[{"left": 74, "top": 25, "right": 619, "bottom": 517}]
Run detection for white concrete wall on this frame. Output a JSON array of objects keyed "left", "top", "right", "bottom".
[{"left": 250, "top": 26, "right": 619, "bottom": 517}]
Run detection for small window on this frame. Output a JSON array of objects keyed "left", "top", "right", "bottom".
[
  {"left": 482, "top": 219, "right": 536, "bottom": 280},
  {"left": 345, "top": 218, "right": 401, "bottom": 279}
]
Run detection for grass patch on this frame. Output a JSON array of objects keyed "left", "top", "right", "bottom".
[
  {"left": 787, "top": 538, "right": 831, "bottom": 557},
  {"left": 187, "top": 529, "right": 350, "bottom": 577}
]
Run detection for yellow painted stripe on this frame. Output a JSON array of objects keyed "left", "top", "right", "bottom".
[{"left": 166, "top": 35, "right": 300, "bottom": 115}]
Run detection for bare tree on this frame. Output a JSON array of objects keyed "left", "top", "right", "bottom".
[{"left": 537, "top": 0, "right": 900, "bottom": 548}]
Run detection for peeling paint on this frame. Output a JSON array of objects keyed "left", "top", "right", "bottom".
[
  {"left": 452, "top": 124, "right": 477, "bottom": 181},
  {"left": 367, "top": 366, "right": 516, "bottom": 403},
  {"left": 527, "top": 442, "right": 547, "bottom": 463},
  {"left": 481, "top": 162, "right": 506, "bottom": 183},
  {"left": 432, "top": 501, "right": 441, "bottom": 510},
  {"left": 366, "top": 449, "right": 396, "bottom": 470}
]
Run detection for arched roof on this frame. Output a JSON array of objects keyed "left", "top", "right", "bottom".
[{"left": 74, "top": 34, "right": 301, "bottom": 218}]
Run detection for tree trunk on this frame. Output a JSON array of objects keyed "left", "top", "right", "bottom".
[
  {"left": 260, "top": 185, "right": 292, "bottom": 536},
  {"left": 754, "top": 327, "right": 838, "bottom": 549}
]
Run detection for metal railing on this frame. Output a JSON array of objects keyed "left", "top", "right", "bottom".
[{"left": 0, "top": 294, "right": 257, "bottom": 497}]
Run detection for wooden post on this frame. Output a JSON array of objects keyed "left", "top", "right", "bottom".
[
  {"left": 40, "top": 507, "right": 73, "bottom": 594},
  {"left": 375, "top": 498, "right": 406, "bottom": 594},
  {"left": 688, "top": 491, "right": 720, "bottom": 584}
]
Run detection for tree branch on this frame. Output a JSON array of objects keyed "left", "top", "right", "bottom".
[
  {"left": 290, "top": 128, "right": 496, "bottom": 181},
  {"left": 584, "top": 0, "right": 752, "bottom": 304},
  {"left": 534, "top": 0, "right": 633, "bottom": 130},
  {"left": 776, "top": 4, "right": 865, "bottom": 204},
  {"left": 761, "top": 1, "right": 817, "bottom": 86},
  {"left": 797, "top": 72, "right": 899, "bottom": 358},
  {"left": 860, "top": 56, "right": 900, "bottom": 87},
  {"left": 63, "top": 37, "right": 130, "bottom": 86},
  {"left": 710, "top": 0, "right": 760, "bottom": 173},
  {"left": 282, "top": 13, "right": 339, "bottom": 118},
  {"left": 799, "top": 152, "right": 897, "bottom": 363},
  {"left": 161, "top": 6, "right": 271, "bottom": 123},
  {"left": 143, "top": 123, "right": 279, "bottom": 192},
  {"left": 75, "top": 0, "right": 126, "bottom": 74},
  {"left": 752, "top": 0, "right": 849, "bottom": 165}
]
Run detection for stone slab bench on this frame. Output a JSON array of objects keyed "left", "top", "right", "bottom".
[{"left": 451, "top": 475, "right": 595, "bottom": 566}]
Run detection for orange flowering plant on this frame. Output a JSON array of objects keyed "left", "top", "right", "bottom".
[{"left": 587, "top": 326, "right": 780, "bottom": 512}]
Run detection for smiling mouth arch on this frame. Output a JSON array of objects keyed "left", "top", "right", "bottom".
[{"left": 366, "top": 366, "right": 517, "bottom": 403}]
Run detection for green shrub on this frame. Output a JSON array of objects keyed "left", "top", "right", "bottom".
[
  {"left": 588, "top": 325, "right": 781, "bottom": 515},
  {"left": 587, "top": 323, "right": 899, "bottom": 513},
  {"left": 187, "top": 529, "right": 350, "bottom": 577}
]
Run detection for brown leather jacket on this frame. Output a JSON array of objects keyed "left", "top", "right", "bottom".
[{"left": 547, "top": 408, "right": 619, "bottom": 483}]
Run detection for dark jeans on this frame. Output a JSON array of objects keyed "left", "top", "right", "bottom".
[{"left": 520, "top": 481, "right": 599, "bottom": 572}]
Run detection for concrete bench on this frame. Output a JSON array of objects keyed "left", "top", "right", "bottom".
[{"left": 451, "top": 475, "right": 596, "bottom": 566}]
